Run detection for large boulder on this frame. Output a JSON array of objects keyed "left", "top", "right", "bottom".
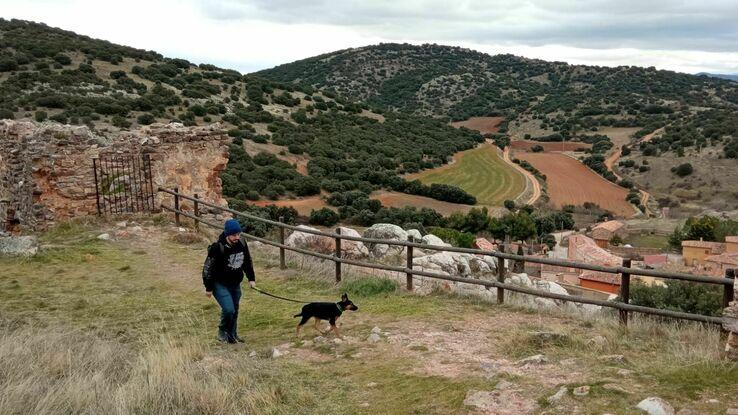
[
  {"left": 285, "top": 225, "right": 335, "bottom": 254},
  {"left": 421, "top": 234, "right": 450, "bottom": 247},
  {"left": 413, "top": 252, "right": 495, "bottom": 277},
  {"left": 363, "top": 224, "right": 408, "bottom": 258},
  {"left": 337, "top": 226, "right": 369, "bottom": 259},
  {"left": 0, "top": 235, "right": 38, "bottom": 256},
  {"left": 406, "top": 229, "right": 422, "bottom": 242}
]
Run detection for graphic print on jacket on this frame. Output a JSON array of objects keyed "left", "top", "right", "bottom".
[{"left": 227, "top": 252, "right": 244, "bottom": 270}]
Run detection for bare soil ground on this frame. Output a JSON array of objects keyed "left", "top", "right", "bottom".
[
  {"left": 249, "top": 195, "right": 329, "bottom": 215},
  {"left": 510, "top": 141, "right": 592, "bottom": 152},
  {"left": 370, "top": 190, "right": 485, "bottom": 216},
  {"left": 451, "top": 117, "right": 504, "bottom": 135},
  {"left": 514, "top": 152, "right": 635, "bottom": 217}
]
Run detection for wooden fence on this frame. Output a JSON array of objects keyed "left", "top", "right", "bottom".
[{"left": 158, "top": 187, "right": 735, "bottom": 327}]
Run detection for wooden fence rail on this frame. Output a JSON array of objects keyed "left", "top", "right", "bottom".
[{"left": 159, "top": 188, "right": 734, "bottom": 327}]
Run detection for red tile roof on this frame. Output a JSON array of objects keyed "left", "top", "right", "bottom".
[
  {"left": 593, "top": 220, "right": 625, "bottom": 233},
  {"left": 681, "top": 240, "right": 726, "bottom": 254},
  {"left": 705, "top": 253, "right": 738, "bottom": 266},
  {"left": 726, "top": 236, "right": 738, "bottom": 244}
]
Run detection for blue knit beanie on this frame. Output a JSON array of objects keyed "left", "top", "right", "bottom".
[{"left": 224, "top": 219, "right": 242, "bottom": 236}]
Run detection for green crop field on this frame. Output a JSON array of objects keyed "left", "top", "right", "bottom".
[{"left": 408, "top": 143, "right": 526, "bottom": 207}]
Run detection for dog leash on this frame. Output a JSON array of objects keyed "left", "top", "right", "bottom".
[{"left": 250, "top": 286, "right": 312, "bottom": 304}]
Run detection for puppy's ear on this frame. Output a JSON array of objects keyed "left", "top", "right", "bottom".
[{"left": 341, "top": 292, "right": 348, "bottom": 301}]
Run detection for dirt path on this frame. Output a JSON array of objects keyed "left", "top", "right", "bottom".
[{"left": 502, "top": 146, "right": 541, "bottom": 205}]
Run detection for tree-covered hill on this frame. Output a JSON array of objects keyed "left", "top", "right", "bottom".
[{"left": 257, "top": 43, "right": 738, "bottom": 125}]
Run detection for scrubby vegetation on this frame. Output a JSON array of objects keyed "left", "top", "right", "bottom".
[{"left": 668, "top": 215, "right": 738, "bottom": 251}]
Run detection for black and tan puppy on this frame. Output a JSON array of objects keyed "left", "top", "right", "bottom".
[{"left": 294, "top": 293, "right": 358, "bottom": 338}]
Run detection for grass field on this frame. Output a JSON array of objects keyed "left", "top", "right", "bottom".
[
  {"left": 407, "top": 143, "right": 526, "bottom": 207},
  {"left": 1, "top": 217, "right": 737, "bottom": 414}
]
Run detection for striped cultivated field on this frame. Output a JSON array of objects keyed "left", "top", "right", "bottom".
[{"left": 407, "top": 142, "right": 526, "bottom": 207}]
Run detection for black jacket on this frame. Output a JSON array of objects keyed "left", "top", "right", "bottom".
[{"left": 202, "top": 232, "right": 256, "bottom": 291}]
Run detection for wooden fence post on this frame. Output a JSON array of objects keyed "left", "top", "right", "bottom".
[
  {"left": 406, "top": 236, "right": 414, "bottom": 291},
  {"left": 619, "top": 258, "right": 632, "bottom": 327},
  {"left": 334, "top": 227, "right": 342, "bottom": 283},
  {"left": 278, "top": 216, "right": 286, "bottom": 270},
  {"left": 193, "top": 193, "right": 200, "bottom": 230},
  {"left": 724, "top": 269, "right": 735, "bottom": 308},
  {"left": 173, "top": 187, "right": 180, "bottom": 227},
  {"left": 497, "top": 245, "right": 506, "bottom": 304}
]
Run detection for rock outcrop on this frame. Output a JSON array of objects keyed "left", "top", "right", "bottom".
[
  {"left": 285, "top": 225, "right": 335, "bottom": 254},
  {"left": 363, "top": 223, "right": 408, "bottom": 258}
]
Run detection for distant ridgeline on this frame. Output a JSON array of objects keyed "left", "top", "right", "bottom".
[
  {"left": 258, "top": 43, "right": 738, "bottom": 159},
  {"left": 0, "top": 19, "right": 483, "bottom": 217}
]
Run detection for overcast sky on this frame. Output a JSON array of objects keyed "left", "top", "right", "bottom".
[{"left": 3, "top": 0, "right": 738, "bottom": 75}]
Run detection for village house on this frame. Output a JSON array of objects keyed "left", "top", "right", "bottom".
[
  {"left": 568, "top": 234, "right": 624, "bottom": 294},
  {"left": 590, "top": 220, "right": 627, "bottom": 249},
  {"left": 682, "top": 239, "right": 727, "bottom": 266}
]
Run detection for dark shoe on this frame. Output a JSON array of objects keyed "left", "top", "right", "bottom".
[
  {"left": 217, "top": 330, "right": 230, "bottom": 343},
  {"left": 233, "top": 334, "right": 245, "bottom": 343}
]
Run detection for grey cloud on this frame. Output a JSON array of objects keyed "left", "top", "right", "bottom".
[{"left": 196, "top": 0, "right": 738, "bottom": 52}]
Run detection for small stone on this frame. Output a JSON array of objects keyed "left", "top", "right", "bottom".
[
  {"left": 617, "top": 368, "right": 634, "bottom": 376},
  {"left": 516, "top": 354, "right": 548, "bottom": 366},
  {"left": 97, "top": 233, "right": 110, "bottom": 240},
  {"left": 636, "top": 397, "right": 675, "bottom": 415},
  {"left": 530, "top": 331, "right": 568, "bottom": 342},
  {"left": 115, "top": 221, "right": 127, "bottom": 228},
  {"left": 600, "top": 354, "right": 627, "bottom": 364},
  {"left": 271, "top": 348, "right": 283, "bottom": 358},
  {"left": 548, "top": 386, "right": 568, "bottom": 404},
  {"left": 248, "top": 351, "right": 257, "bottom": 357},
  {"left": 707, "top": 399, "right": 720, "bottom": 404},
  {"left": 359, "top": 403, "right": 369, "bottom": 407},
  {"left": 602, "top": 383, "right": 628, "bottom": 394},
  {"left": 366, "top": 382, "right": 378, "bottom": 388},
  {"left": 726, "top": 408, "right": 738, "bottom": 415},
  {"left": 495, "top": 380, "right": 514, "bottom": 390},
  {"left": 371, "top": 326, "right": 382, "bottom": 334},
  {"left": 332, "top": 338, "right": 343, "bottom": 344},
  {"left": 300, "top": 340, "right": 313, "bottom": 347},
  {"left": 587, "top": 335, "right": 607, "bottom": 348},
  {"left": 367, "top": 333, "right": 381, "bottom": 343},
  {"left": 314, "top": 336, "right": 326, "bottom": 342},
  {"left": 177, "top": 227, "right": 186, "bottom": 232},
  {"left": 573, "top": 386, "right": 590, "bottom": 396}
]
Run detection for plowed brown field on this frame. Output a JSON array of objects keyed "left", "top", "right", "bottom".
[
  {"left": 450, "top": 116, "right": 504, "bottom": 134},
  {"left": 369, "top": 190, "right": 483, "bottom": 215},
  {"left": 515, "top": 152, "right": 635, "bottom": 217},
  {"left": 510, "top": 140, "right": 592, "bottom": 152},
  {"left": 249, "top": 196, "right": 328, "bottom": 216}
]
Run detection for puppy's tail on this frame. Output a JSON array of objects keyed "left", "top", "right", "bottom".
[{"left": 293, "top": 312, "right": 302, "bottom": 318}]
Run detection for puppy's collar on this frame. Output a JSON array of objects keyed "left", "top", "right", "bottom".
[{"left": 335, "top": 302, "right": 343, "bottom": 312}]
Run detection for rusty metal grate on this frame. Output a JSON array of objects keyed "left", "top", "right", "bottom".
[{"left": 93, "top": 154, "right": 155, "bottom": 214}]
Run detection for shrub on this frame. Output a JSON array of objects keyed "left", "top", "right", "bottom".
[
  {"left": 34, "top": 111, "right": 48, "bottom": 122},
  {"left": 308, "top": 208, "right": 339, "bottom": 227},
  {"left": 426, "top": 227, "right": 475, "bottom": 248},
  {"left": 111, "top": 115, "right": 131, "bottom": 128},
  {"left": 531, "top": 145, "right": 544, "bottom": 152},
  {"left": 628, "top": 280, "right": 722, "bottom": 316},
  {"left": 137, "top": 113, "right": 155, "bottom": 125},
  {"left": 53, "top": 53, "right": 72, "bottom": 65},
  {"left": 0, "top": 108, "right": 14, "bottom": 119},
  {"left": 503, "top": 200, "right": 516, "bottom": 211},
  {"left": 674, "top": 163, "right": 693, "bottom": 177}
]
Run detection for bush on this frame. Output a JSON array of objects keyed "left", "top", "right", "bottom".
[
  {"left": 674, "top": 163, "right": 693, "bottom": 177},
  {"left": 426, "top": 227, "right": 475, "bottom": 248},
  {"left": 531, "top": 145, "right": 544, "bottom": 152},
  {"left": 53, "top": 53, "right": 72, "bottom": 65},
  {"left": 503, "top": 200, "right": 516, "bottom": 211},
  {"left": 137, "top": 113, "right": 155, "bottom": 125},
  {"left": 628, "top": 280, "right": 722, "bottom": 316},
  {"left": 111, "top": 115, "right": 131, "bottom": 128},
  {"left": 0, "top": 108, "right": 14, "bottom": 119},
  {"left": 34, "top": 111, "right": 47, "bottom": 122},
  {"left": 308, "top": 207, "right": 339, "bottom": 227}
]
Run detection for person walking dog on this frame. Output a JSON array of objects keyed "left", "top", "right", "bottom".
[{"left": 202, "top": 219, "right": 256, "bottom": 344}]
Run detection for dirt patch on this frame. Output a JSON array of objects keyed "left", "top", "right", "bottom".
[
  {"left": 369, "top": 190, "right": 480, "bottom": 216},
  {"left": 515, "top": 152, "right": 635, "bottom": 217},
  {"left": 451, "top": 117, "right": 504, "bottom": 135},
  {"left": 249, "top": 196, "right": 329, "bottom": 216},
  {"left": 502, "top": 147, "right": 540, "bottom": 205},
  {"left": 510, "top": 140, "right": 591, "bottom": 152}
]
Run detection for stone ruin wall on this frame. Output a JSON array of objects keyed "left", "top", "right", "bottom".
[{"left": 0, "top": 120, "right": 230, "bottom": 232}]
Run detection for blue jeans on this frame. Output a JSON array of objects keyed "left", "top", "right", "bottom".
[{"left": 213, "top": 282, "right": 241, "bottom": 340}]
